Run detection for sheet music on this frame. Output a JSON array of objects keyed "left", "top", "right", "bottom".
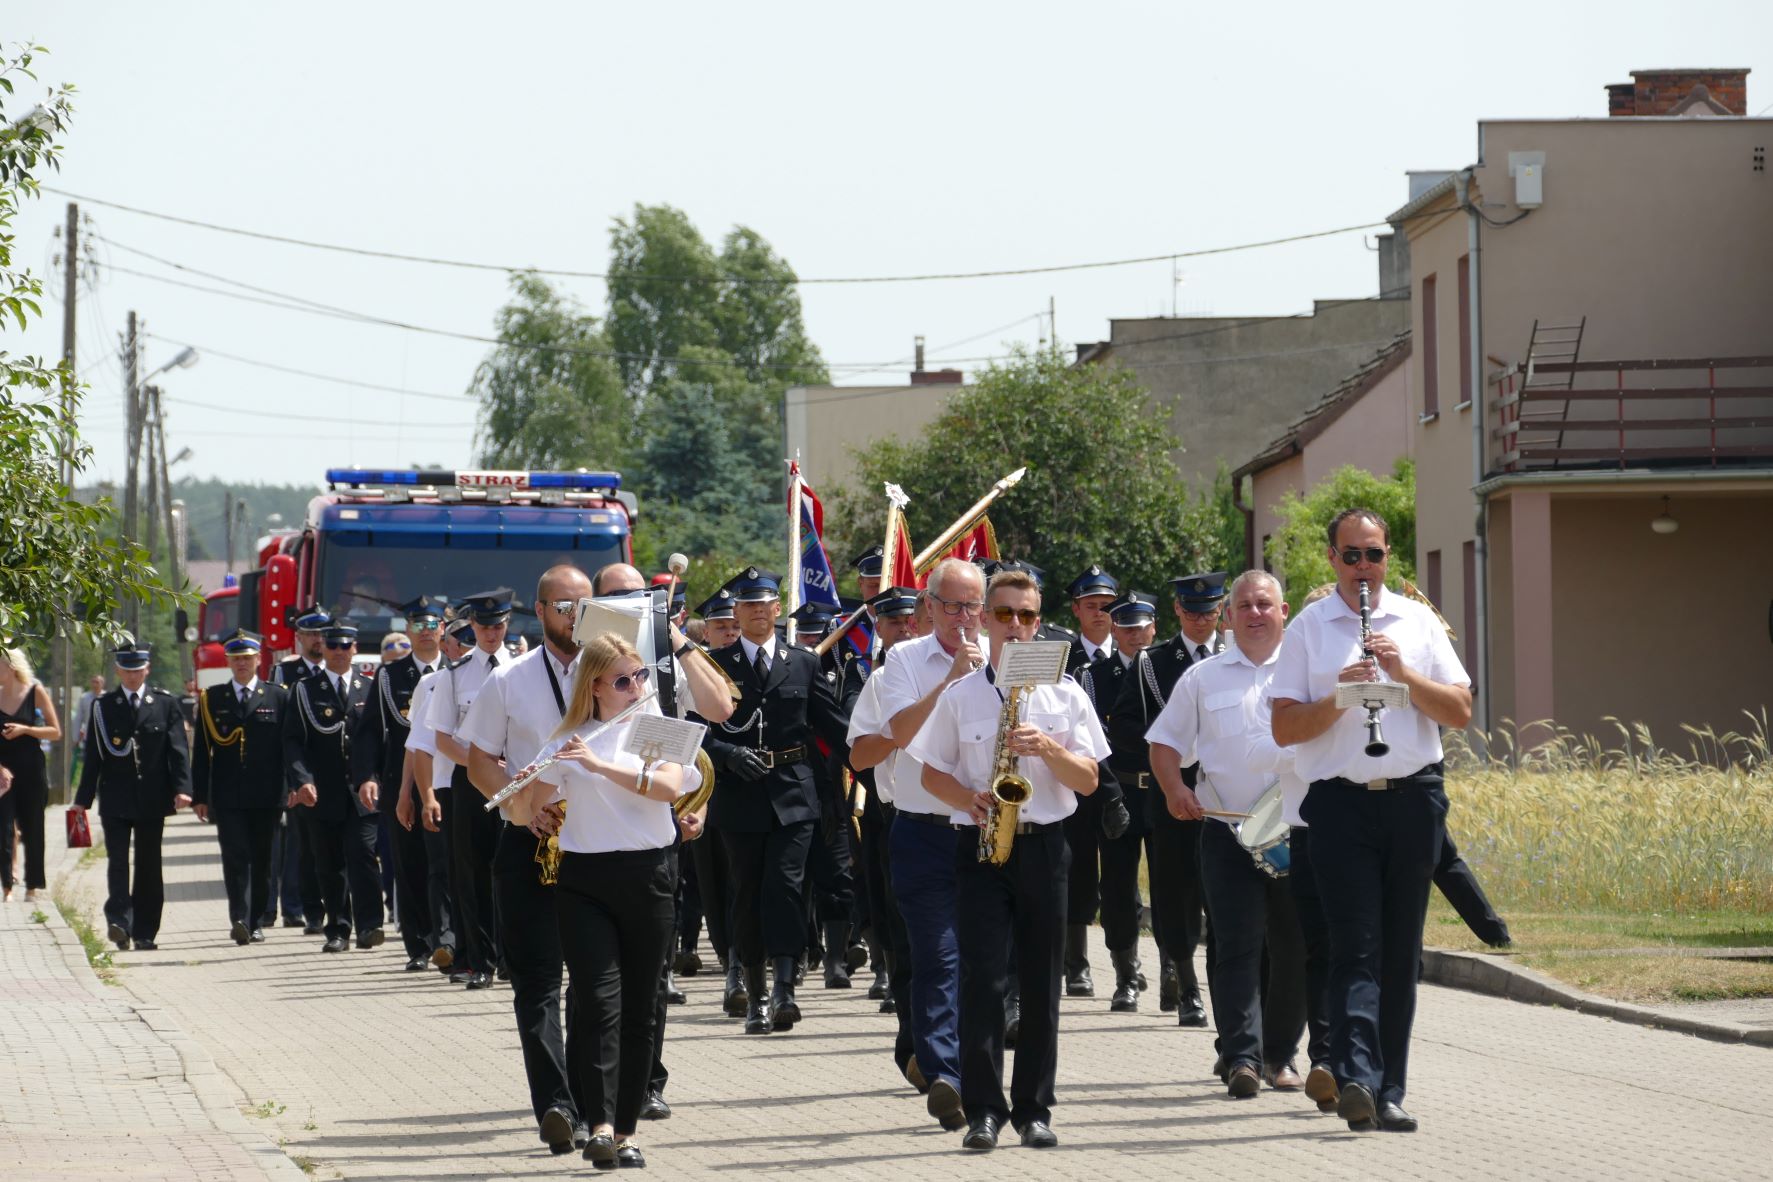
[
  {"left": 995, "top": 640, "right": 1070, "bottom": 688},
  {"left": 622, "top": 713, "right": 707, "bottom": 766}
]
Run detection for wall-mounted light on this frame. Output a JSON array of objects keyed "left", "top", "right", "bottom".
[{"left": 1651, "top": 496, "right": 1679, "bottom": 535}]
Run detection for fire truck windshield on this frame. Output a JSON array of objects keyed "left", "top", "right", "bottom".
[{"left": 199, "top": 594, "right": 240, "bottom": 643}]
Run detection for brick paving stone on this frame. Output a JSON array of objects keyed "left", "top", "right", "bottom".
[{"left": 40, "top": 812, "right": 1773, "bottom": 1180}]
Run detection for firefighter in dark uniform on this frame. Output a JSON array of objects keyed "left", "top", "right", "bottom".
[
  {"left": 269, "top": 606, "right": 332, "bottom": 934},
  {"left": 1108, "top": 571, "right": 1227, "bottom": 1027},
  {"left": 283, "top": 622, "right": 382, "bottom": 953},
  {"left": 73, "top": 642, "right": 193, "bottom": 951},
  {"left": 192, "top": 629, "right": 291, "bottom": 945},
  {"left": 1080, "top": 592, "right": 1162, "bottom": 1010},
  {"left": 702, "top": 568, "right": 852, "bottom": 1035},
  {"left": 686, "top": 585, "right": 747, "bottom": 1016},
  {"left": 352, "top": 596, "right": 447, "bottom": 971}
]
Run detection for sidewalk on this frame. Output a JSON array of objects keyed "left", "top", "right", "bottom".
[
  {"left": 43, "top": 812, "right": 1773, "bottom": 1180},
  {"left": 0, "top": 834, "right": 303, "bottom": 1181}
]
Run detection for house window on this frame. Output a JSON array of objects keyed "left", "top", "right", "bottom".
[
  {"left": 1457, "top": 255, "right": 1472, "bottom": 406},
  {"left": 1261, "top": 534, "right": 1272, "bottom": 572},
  {"left": 1426, "top": 548, "right": 1443, "bottom": 609},
  {"left": 1422, "top": 273, "right": 1439, "bottom": 417},
  {"left": 1461, "top": 539, "right": 1477, "bottom": 671}
]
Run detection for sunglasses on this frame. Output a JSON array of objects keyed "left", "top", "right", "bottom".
[
  {"left": 1338, "top": 547, "right": 1387, "bottom": 566},
  {"left": 324, "top": 639, "right": 356, "bottom": 650},
  {"left": 410, "top": 620, "right": 441, "bottom": 632},
  {"left": 605, "top": 666, "right": 652, "bottom": 693},
  {"left": 545, "top": 599, "right": 578, "bottom": 616},
  {"left": 990, "top": 606, "right": 1041, "bottom": 626}
]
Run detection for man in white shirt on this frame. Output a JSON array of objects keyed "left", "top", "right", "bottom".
[
  {"left": 845, "top": 558, "right": 985, "bottom": 1135},
  {"left": 398, "top": 625, "right": 463, "bottom": 976},
  {"left": 911, "top": 568, "right": 1108, "bottom": 1153},
  {"left": 1269, "top": 508, "right": 1472, "bottom": 1135},
  {"left": 1148, "top": 570, "right": 1307, "bottom": 1099}
]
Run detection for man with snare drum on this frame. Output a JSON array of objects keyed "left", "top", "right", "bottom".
[{"left": 1148, "top": 571, "right": 1307, "bottom": 1100}]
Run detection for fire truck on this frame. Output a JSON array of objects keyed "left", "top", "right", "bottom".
[{"left": 193, "top": 468, "right": 635, "bottom": 687}]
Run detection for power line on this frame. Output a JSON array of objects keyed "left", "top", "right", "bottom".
[
  {"left": 143, "top": 334, "right": 477, "bottom": 404},
  {"left": 158, "top": 389, "right": 474, "bottom": 430},
  {"left": 50, "top": 184, "right": 1399, "bottom": 285}
]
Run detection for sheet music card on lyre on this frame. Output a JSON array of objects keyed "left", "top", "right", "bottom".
[
  {"left": 994, "top": 640, "right": 1071, "bottom": 689},
  {"left": 1333, "top": 681, "right": 1411, "bottom": 712},
  {"left": 622, "top": 714, "right": 707, "bottom": 767}
]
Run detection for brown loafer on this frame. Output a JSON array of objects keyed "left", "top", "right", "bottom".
[
  {"left": 1305, "top": 1063, "right": 1339, "bottom": 1113},
  {"left": 1266, "top": 1062, "right": 1305, "bottom": 1091},
  {"left": 1227, "top": 1064, "right": 1261, "bottom": 1098}
]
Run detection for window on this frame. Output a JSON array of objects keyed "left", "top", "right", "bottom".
[
  {"left": 1421, "top": 274, "right": 1439, "bottom": 417},
  {"left": 1457, "top": 255, "right": 1472, "bottom": 406},
  {"left": 1261, "top": 534, "right": 1272, "bottom": 572},
  {"left": 1461, "top": 540, "right": 1477, "bottom": 672},
  {"left": 1426, "top": 548, "right": 1442, "bottom": 609}
]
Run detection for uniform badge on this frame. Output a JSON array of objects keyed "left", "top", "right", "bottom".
[{"left": 323, "top": 707, "right": 335, "bottom": 719}]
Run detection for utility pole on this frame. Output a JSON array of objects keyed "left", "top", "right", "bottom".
[
  {"left": 52, "top": 201, "right": 77, "bottom": 800},
  {"left": 225, "top": 489, "right": 235, "bottom": 572},
  {"left": 144, "top": 386, "right": 162, "bottom": 561},
  {"left": 122, "top": 312, "right": 142, "bottom": 637},
  {"left": 156, "top": 389, "right": 179, "bottom": 582},
  {"left": 1049, "top": 295, "right": 1058, "bottom": 361}
]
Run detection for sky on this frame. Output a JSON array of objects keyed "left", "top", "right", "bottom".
[{"left": 9, "top": 1, "right": 1769, "bottom": 489}]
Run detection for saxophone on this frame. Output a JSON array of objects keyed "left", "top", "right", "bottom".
[{"left": 978, "top": 683, "right": 1034, "bottom": 866}]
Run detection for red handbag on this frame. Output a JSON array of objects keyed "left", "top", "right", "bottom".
[{"left": 66, "top": 807, "right": 92, "bottom": 849}]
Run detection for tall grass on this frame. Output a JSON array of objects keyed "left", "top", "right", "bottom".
[{"left": 1445, "top": 712, "right": 1773, "bottom": 914}]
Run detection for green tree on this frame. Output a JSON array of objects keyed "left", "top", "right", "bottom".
[
  {"left": 606, "top": 204, "right": 723, "bottom": 401},
  {"left": 470, "top": 272, "right": 628, "bottom": 471},
  {"left": 0, "top": 44, "right": 181, "bottom": 654},
  {"left": 1266, "top": 458, "right": 1417, "bottom": 612},
  {"left": 825, "top": 346, "right": 1224, "bottom": 628}
]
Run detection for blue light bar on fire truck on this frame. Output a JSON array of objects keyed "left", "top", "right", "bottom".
[{"left": 324, "top": 468, "right": 624, "bottom": 505}]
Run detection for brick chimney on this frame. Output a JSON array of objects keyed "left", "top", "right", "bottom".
[
  {"left": 1607, "top": 69, "right": 1750, "bottom": 117},
  {"left": 909, "top": 333, "right": 963, "bottom": 385}
]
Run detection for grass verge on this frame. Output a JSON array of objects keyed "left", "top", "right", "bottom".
[{"left": 52, "top": 894, "right": 119, "bottom": 985}]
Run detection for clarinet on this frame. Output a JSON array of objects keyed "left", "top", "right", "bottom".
[{"left": 1357, "top": 580, "right": 1390, "bottom": 757}]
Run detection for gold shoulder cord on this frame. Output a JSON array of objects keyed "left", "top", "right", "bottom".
[{"left": 199, "top": 690, "right": 247, "bottom": 761}]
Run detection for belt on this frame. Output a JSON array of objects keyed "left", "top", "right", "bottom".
[
  {"left": 1321, "top": 764, "right": 1443, "bottom": 792},
  {"left": 895, "top": 809, "right": 951, "bottom": 828},
  {"left": 965, "top": 818, "right": 1060, "bottom": 835},
  {"left": 749, "top": 745, "right": 808, "bottom": 769},
  {"left": 1130, "top": 772, "right": 1156, "bottom": 790}
]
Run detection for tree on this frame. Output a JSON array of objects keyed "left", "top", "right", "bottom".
[
  {"left": 471, "top": 272, "right": 627, "bottom": 471},
  {"left": 1265, "top": 458, "right": 1417, "bottom": 612},
  {"left": 0, "top": 44, "right": 181, "bottom": 653},
  {"left": 826, "top": 346, "right": 1226, "bottom": 627}
]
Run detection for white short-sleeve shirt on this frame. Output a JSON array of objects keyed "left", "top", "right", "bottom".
[
  {"left": 458, "top": 645, "right": 576, "bottom": 821},
  {"left": 1266, "top": 589, "right": 1469, "bottom": 784},
  {"left": 425, "top": 646, "right": 501, "bottom": 742},
  {"left": 859, "top": 633, "right": 974, "bottom": 817},
  {"left": 536, "top": 716, "right": 693, "bottom": 853},
  {"left": 403, "top": 673, "right": 454, "bottom": 790},
  {"left": 907, "top": 668, "right": 1109, "bottom": 827},
  {"left": 1145, "top": 642, "right": 1289, "bottom": 822},
  {"left": 845, "top": 672, "right": 899, "bottom": 805}
]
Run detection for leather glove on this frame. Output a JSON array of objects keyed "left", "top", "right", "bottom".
[
  {"left": 725, "top": 747, "right": 769, "bottom": 783},
  {"left": 1100, "top": 793, "right": 1131, "bottom": 840}
]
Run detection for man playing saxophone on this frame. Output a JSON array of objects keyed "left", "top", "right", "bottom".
[{"left": 909, "top": 567, "right": 1108, "bottom": 1152}]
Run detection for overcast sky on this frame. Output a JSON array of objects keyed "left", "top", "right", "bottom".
[{"left": 10, "top": 2, "right": 1767, "bottom": 488}]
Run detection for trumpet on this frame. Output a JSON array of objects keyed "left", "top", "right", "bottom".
[
  {"left": 1357, "top": 580, "right": 1390, "bottom": 757},
  {"left": 484, "top": 690, "right": 659, "bottom": 811}
]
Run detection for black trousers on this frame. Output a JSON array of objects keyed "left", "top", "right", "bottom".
[
  {"left": 387, "top": 799, "right": 432, "bottom": 958},
  {"left": 955, "top": 822, "right": 1068, "bottom": 1130},
  {"left": 1061, "top": 791, "right": 1102, "bottom": 926},
  {"left": 1200, "top": 819, "right": 1306, "bottom": 1071},
  {"left": 689, "top": 823, "right": 733, "bottom": 959},
  {"left": 100, "top": 812, "right": 166, "bottom": 942},
  {"left": 1435, "top": 834, "right": 1510, "bottom": 945},
  {"left": 723, "top": 820, "right": 814, "bottom": 966},
  {"left": 214, "top": 807, "right": 279, "bottom": 927},
  {"left": 0, "top": 768, "right": 47, "bottom": 890},
  {"left": 446, "top": 768, "right": 502, "bottom": 972},
  {"left": 557, "top": 846, "right": 676, "bottom": 1135},
  {"left": 807, "top": 779, "right": 857, "bottom": 924},
  {"left": 1147, "top": 800, "right": 1206, "bottom": 969},
  {"left": 1302, "top": 779, "right": 1446, "bottom": 1106},
  {"left": 305, "top": 808, "right": 385, "bottom": 941},
  {"left": 1288, "top": 826, "right": 1332, "bottom": 1067},
  {"left": 263, "top": 813, "right": 317, "bottom": 924},
  {"left": 861, "top": 799, "right": 914, "bottom": 1066},
  {"left": 1097, "top": 785, "right": 1154, "bottom": 953},
  {"left": 675, "top": 839, "right": 702, "bottom": 952},
  {"left": 422, "top": 795, "right": 457, "bottom": 956},
  {"left": 494, "top": 826, "right": 581, "bottom": 1127}
]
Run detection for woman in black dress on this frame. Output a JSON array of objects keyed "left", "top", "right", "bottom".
[{"left": 1, "top": 646, "right": 63, "bottom": 902}]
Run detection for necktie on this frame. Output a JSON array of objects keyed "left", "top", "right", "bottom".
[
  {"left": 420, "top": 664, "right": 432, "bottom": 676},
  {"left": 128, "top": 692, "right": 140, "bottom": 712},
  {"left": 1195, "top": 645, "right": 1209, "bottom": 661},
  {"left": 488, "top": 653, "right": 499, "bottom": 670},
  {"left": 238, "top": 686, "right": 249, "bottom": 708},
  {"left": 753, "top": 647, "right": 768, "bottom": 681},
  {"left": 335, "top": 675, "right": 346, "bottom": 699}
]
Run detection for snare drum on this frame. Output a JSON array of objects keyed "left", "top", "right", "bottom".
[{"left": 1235, "top": 780, "right": 1290, "bottom": 879}]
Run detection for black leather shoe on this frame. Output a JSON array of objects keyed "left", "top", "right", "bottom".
[
  {"left": 404, "top": 956, "right": 428, "bottom": 971},
  {"left": 323, "top": 936, "right": 347, "bottom": 953},
  {"left": 961, "top": 1114, "right": 1000, "bottom": 1151},
  {"left": 465, "top": 970, "right": 493, "bottom": 990},
  {"left": 540, "top": 1105, "right": 575, "bottom": 1153},
  {"left": 1378, "top": 1100, "right": 1418, "bottom": 1132},
  {"left": 743, "top": 964, "right": 770, "bottom": 1033},
  {"left": 448, "top": 968, "right": 473, "bottom": 985},
  {"left": 674, "top": 947, "right": 702, "bottom": 976},
  {"left": 878, "top": 994, "right": 896, "bottom": 1015},
  {"left": 107, "top": 922, "right": 131, "bottom": 951},
  {"left": 134, "top": 939, "right": 158, "bottom": 951},
  {"left": 639, "top": 1091, "right": 671, "bottom": 1120},
  {"left": 1177, "top": 988, "right": 1208, "bottom": 1027},
  {"left": 1159, "top": 958, "right": 1180, "bottom": 1011},
  {"left": 867, "top": 971, "right": 889, "bottom": 1000},
  {"left": 356, "top": 928, "right": 386, "bottom": 950},
  {"left": 1337, "top": 1081, "right": 1378, "bottom": 1131},
  {"left": 1018, "top": 1119, "right": 1058, "bottom": 1149},
  {"left": 615, "top": 1142, "right": 645, "bottom": 1168},
  {"left": 583, "top": 1132, "right": 617, "bottom": 1168},
  {"left": 770, "top": 956, "right": 801, "bottom": 1031},
  {"left": 230, "top": 920, "right": 251, "bottom": 946},
  {"left": 1109, "top": 948, "right": 1140, "bottom": 1013},
  {"left": 926, "top": 1078, "right": 965, "bottom": 1131},
  {"left": 723, "top": 961, "right": 748, "bottom": 1018},
  {"left": 303, "top": 921, "right": 326, "bottom": 936},
  {"left": 664, "top": 970, "right": 685, "bottom": 1005},
  {"left": 1062, "top": 924, "right": 1094, "bottom": 996},
  {"left": 281, "top": 915, "right": 306, "bottom": 929},
  {"left": 822, "top": 920, "right": 852, "bottom": 988},
  {"left": 249, "top": 928, "right": 266, "bottom": 944}
]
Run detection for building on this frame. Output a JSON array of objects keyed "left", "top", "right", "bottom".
[
  {"left": 1394, "top": 68, "right": 1772, "bottom": 750},
  {"left": 784, "top": 339, "right": 964, "bottom": 492}
]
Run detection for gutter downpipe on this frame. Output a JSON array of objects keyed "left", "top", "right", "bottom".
[{"left": 1453, "top": 166, "right": 1491, "bottom": 738}]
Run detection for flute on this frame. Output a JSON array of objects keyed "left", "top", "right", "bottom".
[{"left": 483, "top": 690, "right": 659, "bottom": 811}]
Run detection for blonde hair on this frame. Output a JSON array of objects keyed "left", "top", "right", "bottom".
[
  {"left": 3, "top": 647, "right": 33, "bottom": 684},
  {"left": 555, "top": 633, "right": 644, "bottom": 735}
]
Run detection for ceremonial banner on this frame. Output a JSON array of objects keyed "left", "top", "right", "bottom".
[{"left": 789, "top": 461, "right": 843, "bottom": 614}]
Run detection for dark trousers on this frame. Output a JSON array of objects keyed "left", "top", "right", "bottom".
[
  {"left": 1200, "top": 819, "right": 1306, "bottom": 1071},
  {"left": 807, "top": 783, "right": 857, "bottom": 923},
  {"left": 675, "top": 840, "right": 702, "bottom": 953},
  {"left": 1098, "top": 785, "right": 1154, "bottom": 953},
  {"left": 388, "top": 802, "right": 432, "bottom": 958},
  {"left": 422, "top": 796, "right": 457, "bottom": 956},
  {"left": 1148, "top": 802, "right": 1206, "bottom": 968},
  {"left": 1303, "top": 780, "right": 1446, "bottom": 1106},
  {"left": 446, "top": 769, "right": 502, "bottom": 972},
  {"left": 308, "top": 808, "right": 385, "bottom": 941},
  {"left": 263, "top": 813, "right": 313, "bottom": 924},
  {"left": 1061, "top": 792, "right": 1102, "bottom": 926},
  {"left": 1288, "top": 826, "right": 1332, "bottom": 1067},
  {"left": 722, "top": 820, "right": 813, "bottom": 965},
  {"left": 214, "top": 807, "right": 279, "bottom": 927},
  {"left": 557, "top": 846, "right": 676, "bottom": 1135},
  {"left": 0, "top": 771, "right": 47, "bottom": 890},
  {"left": 1435, "top": 835, "right": 1510, "bottom": 946},
  {"left": 862, "top": 800, "right": 914, "bottom": 1066},
  {"left": 689, "top": 824, "right": 733, "bottom": 960},
  {"left": 494, "top": 826, "right": 581, "bottom": 1127},
  {"left": 100, "top": 812, "right": 166, "bottom": 941},
  {"left": 889, "top": 814, "right": 962, "bottom": 1087},
  {"left": 955, "top": 822, "right": 1068, "bottom": 1129}
]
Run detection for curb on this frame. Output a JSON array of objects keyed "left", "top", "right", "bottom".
[
  {"left": 1422, "top": 947, "right": 1773, "bottom": 1048},
  {"left": 52, "top": 845, "right": 311, "bottom": 1181}
]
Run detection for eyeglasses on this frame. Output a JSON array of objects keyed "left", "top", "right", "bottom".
[
  {"left": 324, "top": 639, "right": 356, "bottom": 650},
  {"left": 605, "top": 666, "right": 652, "bottom": 693},
  {"left": 411, "top": 621, "right": 441, "bottom": 632},
  {"left": 1338, "top": 547, "right": 1387, "bottom": 566},
  {"left": 928, "top": 593, "right": 984, "bottom": 618},
  {"left": 990, "top": 606, "right": 1041, "bottom": 626},
  {"left": 545, "top": 600, "right": 577, "bottom": 617},
  {"left": 1180, "top": 607, "right": 1220, "bottom": 621}
]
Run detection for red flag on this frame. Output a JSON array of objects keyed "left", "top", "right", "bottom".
[
  {"left": 890, "top": 515, "right": 922, "bottom": 590},
  {"left": 940, "top": 517, "right": 1000, "bottom": 566}
]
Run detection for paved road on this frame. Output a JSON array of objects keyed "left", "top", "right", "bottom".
[{"left": 39, "top": 813, "right": 1773, "bottom": 1180}]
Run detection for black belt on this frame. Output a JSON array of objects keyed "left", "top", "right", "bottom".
[
  {"left": 895, "top": 809, "right": 951, "bottom": 828},
  {"left": 1129, "top": 772, "right": 1156, "bottom": 790},
  {"left": 740, "top": 744, "right": 808, "bottom": 769},
  {"left": 966, "top": 818, "right": 1060, "bottom": 835},
  {"left": 1319, "top": 764, "right": 1443, "bottom": 792}
]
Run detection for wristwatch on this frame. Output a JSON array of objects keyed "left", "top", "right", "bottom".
[{"left": 673, "top": 641, "right": 694, "bottom": 658}]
